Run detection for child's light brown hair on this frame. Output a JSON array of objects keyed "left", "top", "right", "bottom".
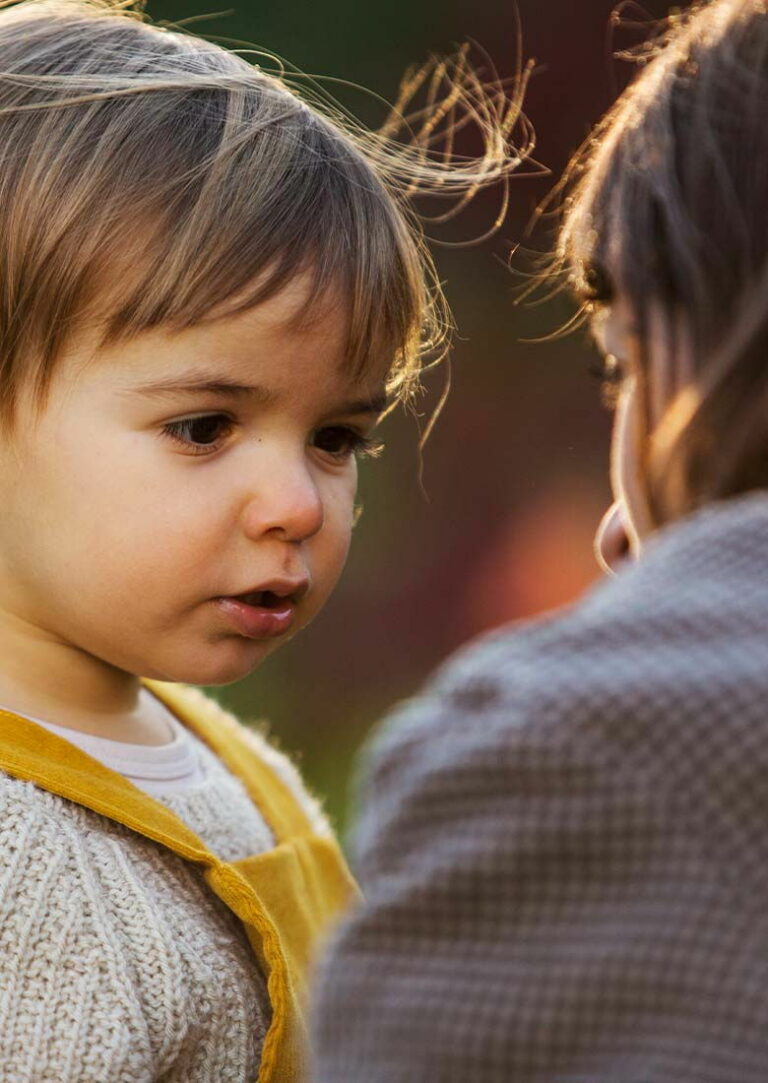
[
  {"left": 0, "top": 0, "right": 529, "bottom": 427},
  {"left": 559, "top": 0, "right": 768, "bottom": 524}
]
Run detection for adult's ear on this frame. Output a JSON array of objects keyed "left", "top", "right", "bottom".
[{"left": 594, "top": 501, "right": 631, "bottom": 576}]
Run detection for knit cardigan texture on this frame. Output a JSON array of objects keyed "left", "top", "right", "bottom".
[{"left": 0, "top": 682, "right": 350, "bottom": 1083}]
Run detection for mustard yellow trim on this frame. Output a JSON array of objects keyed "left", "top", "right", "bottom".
[
  {"left": 143, "top": 679, "right": 314, "bottom": 842},
  {"left": 0, "top": 708, "right": 211, "bottom": 859}
]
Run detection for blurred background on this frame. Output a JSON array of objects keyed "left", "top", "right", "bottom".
[{"left": 149, "top": 0, "right": 673, "bottom": 834}]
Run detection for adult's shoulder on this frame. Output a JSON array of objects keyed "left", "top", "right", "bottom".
[
  {"left": 314, "top": 496, "right": 768, "bottom": 1083},
  {"left": 374, "top": 489, "right": 768, "bottom": 757},
  {"left": 357, "top": 494, "right": 768, "bottom": 880}
]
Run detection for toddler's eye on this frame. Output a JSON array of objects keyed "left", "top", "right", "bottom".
[
  {"left": 313, "top": 425, "right": 383, "bottom": 460},
  {"left": 588, "top": 353, "right": 625, "bottom": 411},
  {"left": 162, "top": 413, "right": 234, "bottom": 453}
]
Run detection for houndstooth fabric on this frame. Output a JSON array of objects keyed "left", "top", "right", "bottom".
[{"left": 312, "top": 492, "right": 768, "bottom": 1083}]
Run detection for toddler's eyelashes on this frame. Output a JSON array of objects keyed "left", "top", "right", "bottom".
[
  {"left": 160, "top": 415, "right": 385, "bottom": 462},
  {"left": 162, "top": 414, "right": 235, "bottom": 454},
  {"left": 312, "top": 427, "right": 384, "bottom": 460}
]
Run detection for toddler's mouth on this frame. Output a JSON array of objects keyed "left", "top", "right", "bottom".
[
  {"left": 214, "top": 578, "right": 309, "bottom": 640},
  {"left": 236, "top": 590, "right": 287, "bottom": 609}
]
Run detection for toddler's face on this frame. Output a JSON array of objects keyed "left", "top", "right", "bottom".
[{"left": 0, "top": 279, "right": 384, "bottom": 685}]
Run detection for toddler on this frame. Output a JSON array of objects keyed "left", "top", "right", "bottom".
[{"left": 0, "top": 1, "right": 520, "bottom": 1080}]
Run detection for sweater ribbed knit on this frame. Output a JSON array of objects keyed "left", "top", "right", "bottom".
[{"left": 0, "top": 702, "right": 329, "bottom": 1082}]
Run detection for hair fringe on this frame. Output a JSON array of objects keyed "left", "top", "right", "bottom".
[{"left": 0, "top": 0, "right": 534, "bottom": 429}]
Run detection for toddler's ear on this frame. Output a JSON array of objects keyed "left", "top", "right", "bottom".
[{"left": 352, "top": 504, "right": 364, "bottom": 528}]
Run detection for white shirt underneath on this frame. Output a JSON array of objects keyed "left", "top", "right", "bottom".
[
  {"left": 2, "top": 689, "right": 210, "bottom": 797},
  {"left": 0, "top": 686, "right": 330, "bottom": 857}
]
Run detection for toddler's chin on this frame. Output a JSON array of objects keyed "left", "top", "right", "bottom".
[{"left": 141, "top": 639, "right": 280, "bottom": 688}]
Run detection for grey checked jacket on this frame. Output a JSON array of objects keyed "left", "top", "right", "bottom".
[{"left": 312, "top": 493, "right": 768, "bottom": 1083}]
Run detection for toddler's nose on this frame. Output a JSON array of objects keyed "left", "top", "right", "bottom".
[{"left": 241, "top": 463, "right": 325, "bottom": 544}]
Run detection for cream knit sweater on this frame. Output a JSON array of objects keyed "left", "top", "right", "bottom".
[{"left": 0, "top": 706, "right": 328, "bottom": 1082}]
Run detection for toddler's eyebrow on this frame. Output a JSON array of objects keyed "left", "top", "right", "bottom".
[
  {"left": 126, "top": 373, "right": 389, "bottom": 415},
  {"left": 127, "top": 375, "right": 277, "bottom": 402}
]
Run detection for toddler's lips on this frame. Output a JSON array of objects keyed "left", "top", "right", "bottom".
[{"left": 214, "top": 594, "right": 296, "bottom": 640}]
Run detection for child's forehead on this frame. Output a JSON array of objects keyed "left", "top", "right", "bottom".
[
  {"left": 117, "top": 358, "right": 388, "bottom": 414},
  {"left": 58, "top": 286, "right": 389, "bottom": 411},
  {"left": 203, "top": 270, "right": 341, "bottom": 330},
  {"left": 88, "top": 272, "right": 338, "bottom": 362}
]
